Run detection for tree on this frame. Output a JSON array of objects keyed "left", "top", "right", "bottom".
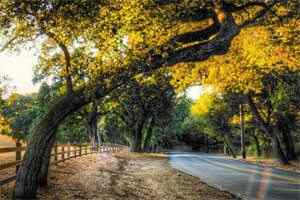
[
  {"left": 2, "top": 93, "right": 36, "bottom": 139},
  {"left": 170, "top": 14, "right": 300, "bottom": 163},
  {"left": 191, "top": 90, "right": 238, "bottom": 157},
  {"left": 0, "top": 0, "right": 289, "bottom": 197},
  {"left": 114, "top": 73, "right": 175, "bottom": 152},
  {"left": 0, "top": 76, "right": 11, "bottom": 135}
]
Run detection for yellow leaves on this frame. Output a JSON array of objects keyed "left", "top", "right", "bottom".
[
  {"left": 230, "top": 114, "right": 252, "bottom": 125},
  {"left": 191, "top": 88, "right": 216, "bottom": 116},
  {"left": 0, "top": 114, "right": 11, "bottom": 134},
  {"left": 127, "top": 31, "right": 145, "bottom": 52},
  {"left": 171, "top": 24, "right": 300, "bottom": 95}
]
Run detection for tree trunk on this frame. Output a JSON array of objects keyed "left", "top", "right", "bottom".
[
  {"left": 15, "top": 91, "right": 91, "bottom": 198},
  {"left": 240, "top": 103, "right": 246, "bottom": 159},
  {"left": 38, "top": 136, "right": 56, "bottom": 187},
  {"left": 87, "top": 115, "right": 98, "bottom": 150},
  {"left": 247, "top": 93, "right": 289, "bottom": 164},
  {"left": 252, "top": 134, "right": 261, "bottom": 157},
  {"left": 205, "top": 137, "right": 209, "bottom": 153},
  {"left": 131, "top": 121, "right": 144, "bottom": 152},
  {"left": 271, "top": 135, "right": 289, "bottom": 164},
  {"left": 223, "top": 142, "right": 227, "bottom": 155},
  {"left": 142, "top": 119, "right": 154, "bottom": 152},
  {"left": 281, "top": 130, "right": 297, "bottom": 161},
  {"left": 224, "top": 135, "right": 236, "bottom": 158}
]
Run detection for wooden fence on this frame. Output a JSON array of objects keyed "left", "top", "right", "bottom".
[{"left": 0, "top": 141, "right": 126, "bottom": 187}]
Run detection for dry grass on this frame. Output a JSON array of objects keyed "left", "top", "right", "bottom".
[
  {"left": 231, "top": 156, "right": 300, "bottom": 173},
  {"left": 30, "top": 151, "right": 237, "bottom": 200},
  {"left": 0, "top": 135, "right": 15, "bottom": 148}
]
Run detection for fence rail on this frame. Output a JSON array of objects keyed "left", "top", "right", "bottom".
[{"left": 0, "top": 141, "right": 126, "bottom": 187}]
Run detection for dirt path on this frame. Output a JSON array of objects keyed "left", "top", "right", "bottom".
[{"left": 5, "top": 152, "right": 237, "bottom": 200}]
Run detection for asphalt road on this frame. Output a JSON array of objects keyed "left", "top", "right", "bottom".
[{"left": 168, "top": 152, "right": 300, "bottom": 200}]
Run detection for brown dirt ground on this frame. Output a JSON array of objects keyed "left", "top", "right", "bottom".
[
  {"left": 0, "top": 151, "right": 238, "bottom": 200},
  {"left": 29, "top": 151, "right": 237, "bottom": 200}
]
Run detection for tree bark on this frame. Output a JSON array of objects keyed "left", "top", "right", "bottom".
[
  {"left": 281, "top": 129, "right": 297, "bottom": 161},
  {"left": 252, "top": 133, "right": 261, "bottom": 157},
  {"left": 14, "top": 91, "right": 91, "bottom": 198},
  {"left": 38, "top": 136, "right": 56, "bottom": 187},
  {"left": 131, "top": 121, "right": 145, "bottom": 152},
  {"left": 205, "top": 136, "right": 210, "bottom": 153},
  {"left": 271, "top": 134, "right": 289, "bottom": 164},
  {"left": 142, "top": 119, "right": 154, "bottom": 152},
  {"left": 87, "top": 112, "right": 99, "bottom": 150},
  {"left": 224, "top": 135, "right": 236, "bottom": 158}
]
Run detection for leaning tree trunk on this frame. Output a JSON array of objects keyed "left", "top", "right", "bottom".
[
  {"left": 38, "top": 136, "right": 56, "bottom": 187},
  {"left": 15, "top": 91, "right": 91, "bottom": 199},
  {"left": 271, "top": 134, "right": 289, "bottom": 164}
]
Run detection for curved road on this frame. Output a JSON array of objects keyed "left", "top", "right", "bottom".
[{"left": 169, "top": 152, "right": 300, "bottom": 200}]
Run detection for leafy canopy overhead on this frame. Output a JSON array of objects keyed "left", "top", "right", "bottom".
[{"left": 1, "top": 0, "right": 294, "bottom": 95}]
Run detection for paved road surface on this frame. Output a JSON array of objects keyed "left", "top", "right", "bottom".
[{"left": 169, "top": 152, "right": 300, "bottom": 200}]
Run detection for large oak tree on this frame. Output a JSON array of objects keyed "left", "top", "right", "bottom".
[{"left": 0, "top": 0, "right": 291, "bottom": 198}]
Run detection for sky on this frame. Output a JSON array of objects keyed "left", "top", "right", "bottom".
[
  {"left": 0, "top": 50, "right": 203, "bottom": 100},
  {"left": 0, "top": 50, "right": 40, "bottom": 95},
  {"left": 186, "top": 85, "right": 202, "bottom": 101}
]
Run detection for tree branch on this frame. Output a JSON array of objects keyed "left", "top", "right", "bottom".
[
  {"left": 42, "top": 30, "right": 74, "bottom": 94},
  {"left": 0, "top": 36, "right": 18, "bottom": 52},
  {"left": 168, "top": 22, "right": 221, "bottom": 46},
  {"left": 239, "top": 1, "right": 279, "bottom": 28},
  {"left": 162, "top": 12, "right": 239, "bottom": 66},
  {"left": 247, "top": 93, "right": 273, "bottom": 138}
]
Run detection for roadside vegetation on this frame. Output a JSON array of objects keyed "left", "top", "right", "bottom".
[{"left": 0, "top": 0, "right": 299, "bottom": 199}]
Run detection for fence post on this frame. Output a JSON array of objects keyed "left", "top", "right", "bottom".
[
  {"left": 67, "top": 144, "right": 71, "bottom": 158},
  {"left": 16, "top": 139, "right": 22, "bottom": 173},
  {"left": 54, "top": 144, "right": 58, "bottom": 163},
  {"left": 85, "top": 145, "right": 88, "bottom": 155},
  {"left": 79, "top": 144, "right": 82, "bottom": 156},
  {"left": 74, "top": 146, "right": 77, "bottom": 158},
  {"left": 61, "top": 146, "right": 65, "bottom": 162}
]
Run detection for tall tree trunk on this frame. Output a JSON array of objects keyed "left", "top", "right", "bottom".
[
  {"left": 142, "top": 119, "right": 154, "bottom": 152},
  {"left": 131, "top": 121, "right": 144, "bottom": 152},
  {"left": 205, "top": 136, "right": 210, "bottom": 153},
  {"left": 247, "top": 93, "right": 289, "bottom": 164},
  {"left": 271, "top": 134, "right": 289, "bottom": 164},
  {"left": 38, "top": 136, "right": 56, "bottom": 187},
  {"left": 224, "top": 135, "right": 236, "bottom": 158},
  {"left": 240, "top": 103, "right": 246, "bottom": 159},
  {"left": 223, "top": 142, "right": 227, "bottom": 155},
  {"left": 87, "top": 115, "right": 98, "bottom": 150},
  {"left": 252, "top": 134, "right": 261, "bottom": 157},
  {"left": 15, "top": 91, "right": 91, "bottom": 198},
  {"left": 281, "top": 130, "right": 297, "bottom": 161}
]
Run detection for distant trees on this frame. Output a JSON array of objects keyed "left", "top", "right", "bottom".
[
  {"left": 188, "top": 70, "right": 300, "bottom": 164},
  {"left": 2, "top": 93, "right": 36, "bottom": 139},
  {"left": 113, "top": 73, "right": 175, "bottom": 152}
]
